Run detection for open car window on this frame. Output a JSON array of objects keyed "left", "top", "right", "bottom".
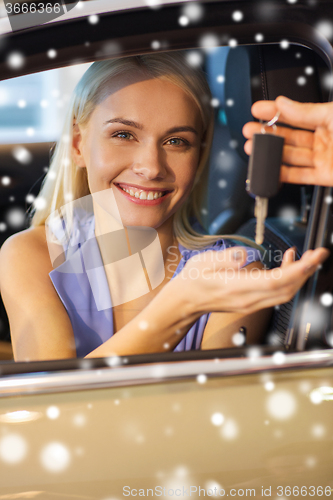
[
  {"left": 0, "top": 39, "right": 332, "bottom": 367},
  {"left": 0, "top": 0, "right": 332, "bottom": 370}
]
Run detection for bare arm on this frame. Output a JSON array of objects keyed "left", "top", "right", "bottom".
[
  {"left": 0, "top": 227, "right": 200, "bottom": 361},
  {"left": 0, "top": 227, "right": 76, "bottom": 361}
]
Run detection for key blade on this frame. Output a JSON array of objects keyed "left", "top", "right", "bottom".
[{"left": 255, "top": 196, "right": 268, "bottom": 245}]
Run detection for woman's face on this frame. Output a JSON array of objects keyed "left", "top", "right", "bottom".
[{"left": 72, "top": 73, "right": 203, "bottom": 229}]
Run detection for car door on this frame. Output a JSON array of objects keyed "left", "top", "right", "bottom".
[{"left": 0, "top": 0, "right": 333, "bottom": 497}]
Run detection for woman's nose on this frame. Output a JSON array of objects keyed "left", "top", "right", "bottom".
[{"left": 132, "top": 143, "right": 167, "bottom": 180}]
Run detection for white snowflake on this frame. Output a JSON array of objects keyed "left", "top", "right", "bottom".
[
  {"left": 297, "top": 76, "right": 307, "bottom": 86},
  {"left": 88, "top": 15, "right": 99, "bottom": 24},
  {"left": 40, "top": 442, "right": 71, "bottom": 473},
  {"left": 232, "top": 10, "right": 243, "bottom": 22},
  {"left": 280, "top": 39, "right": 290, "bottom": 49},
  {"left": 220, "top": 418, "right": 239, "bottom": 440},
  {"left": 211, "top": 412, "right": 224, "bottom": 426},
  {"left": 1, "top": 176, "right": 11, "bottom": 186},
  {"left": 266, "top": 390, "right": 297, "bottom": 420},
  {"left": 178, "top": 16, "right": 189, "bottom": 26},
  {"left": 255, "top": 33, "right": 264, "bottom": 42},
  {"left": 47, "top": 49, "right": 57, "bottom": 59},
  {"left": 182, "top": 2, "right": 204, "bottom": 22},
  {"left": 46, "top": 406, "right": 60, "bottom": 420},
  {"left": 6, "top": 207, "right": 25, "bottom": 228},
  {"left": 7, "top": 52, "right": 24, "bottom": 69},
  {"left": 151, "top": 40, "right": 161, "bottom": 50},
  {"left": 12, "top": 146, "right": 32, "bottom": 164},
  {"left": 315, "top": 20, "right": 333, "bottom": 41},
  {"left": 0, "top": 434, "right": 28, "bottom": 464}
]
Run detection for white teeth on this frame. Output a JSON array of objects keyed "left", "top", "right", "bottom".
[{"left": 120, "top": 186, "right": 165, "bottom": 200}]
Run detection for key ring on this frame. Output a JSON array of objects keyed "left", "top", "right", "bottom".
[{"left": 260, "top": 111, "right": 280, "bottom": 134}]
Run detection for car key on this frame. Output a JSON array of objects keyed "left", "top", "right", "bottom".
[{"left": 246, "top": 114, "right": 284, "bottom": 244}]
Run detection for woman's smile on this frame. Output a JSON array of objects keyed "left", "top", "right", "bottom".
[
  {"left": 114, "top": 182, "right": 172, "bottom": 205},
  {"left": 72, "top": 74, "right": 203, "bottom": 228}
]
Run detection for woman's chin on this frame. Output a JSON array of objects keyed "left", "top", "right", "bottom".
[{"left": 118, "top": 213, "right": 168, "bottom": 229}]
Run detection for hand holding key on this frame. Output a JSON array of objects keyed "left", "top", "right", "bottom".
[
  {"left": 246, "top": 113, "right": 284, "bottom": 244},
  {"left": 243, "top": 96, "right": 333, "bottom": 187}
]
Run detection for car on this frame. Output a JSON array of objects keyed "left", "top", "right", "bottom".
[{"left": 0, "top": 0, "right": 333, "bottom": 497}]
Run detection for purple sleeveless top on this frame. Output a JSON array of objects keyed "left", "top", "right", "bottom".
[{"left": 49, "top": 214, "right": 261, "bottom": 357}]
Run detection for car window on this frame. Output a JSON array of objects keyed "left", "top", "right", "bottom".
[{"left": 0, "top": 43, "right": 330, "bottom": 363}]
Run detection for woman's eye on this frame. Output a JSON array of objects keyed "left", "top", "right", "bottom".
[
  {"left": 166, "top": 137, "right": 188, "bottom": 146},
  {"left": 113, "top": 131, "right": 133, "bottom": 140}
]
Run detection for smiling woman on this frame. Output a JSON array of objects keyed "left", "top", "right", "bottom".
[{"left": 0, "top": 53, "right": 329, "bottom": 361}]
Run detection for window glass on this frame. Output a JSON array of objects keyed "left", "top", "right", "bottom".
[
  {"left": 0, "top": 44, "right": 328, "bottom": 362},
  {"left": 0, "top": 63, "right": 91, "bottom": 143}
]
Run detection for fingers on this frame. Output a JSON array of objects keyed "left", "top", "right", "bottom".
[
  {"left": 251, "top": 100, "right": 278, "bottom": 122},
  {"left": 300, "top": 247, "right": 330, "bottom": 270},
  {"left": 251, "top": 97, "right": 333, "bottom": 132},
  {"left": 284, "top": 144, "right": 314, "bottom": 168},
  {"left": 244, "top": 248, "right": 329, "bottom": 310},
  {"left": 275, "top": 96, "right": 333, "bottom": 131},
  {"left": 281, "top": 247, "right": 296, "bottom": 268},
  {"left": 280, "top": 165, "right": 317, "bottom": 185},
  {"left": 243, "top": 122, "right": 314, "bottom": 148}
]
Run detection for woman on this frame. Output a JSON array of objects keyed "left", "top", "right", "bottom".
[{"left": 0, "top": 53, "right": 328, "bottom": 361}]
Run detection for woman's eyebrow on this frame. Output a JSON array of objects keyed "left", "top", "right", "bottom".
[
  {"left": 104, "top": 118, "right": 144, "bottom": 129},
  {"left": 104, "top": 119, "right": 199, "bottom": 136},
  {"left": 166, "top": 126, "right": 199, "bottom": 136}
]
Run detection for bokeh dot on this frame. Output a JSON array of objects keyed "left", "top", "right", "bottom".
[
  {"left": 320, "top": 293, "right": 333, "bottom": 307},
  {"left": 266, "top": 390, "right": 297, "bottom": 420},
  {"left": 40, "top": 442, "right": 71, "bottom": 473},
  {"left": 46, "top": 406, "right": 60, "bottom": 420},
  {"left": 232, "top": 10, "right": 243, "bottom": 22},
  {"left": 7, "top": 52, "right": 24, "bottom": 69},
  {"left": 0, "top": 434, "right": 28, "bottom": 464},
  {"left": 47, "top": 49, "right": 57, "bottom": 59},
  {"left": 211, "top": 412, "right": 224, "bottom": 426},
  {"left": 88, "top": 14, "right": 99, "bottom": 24},
  {"left": 280, "top": 39, "right": 290, "bottom": 49},
  {"left": 178, "top": 15, "right": 189, "bottom": 26}
]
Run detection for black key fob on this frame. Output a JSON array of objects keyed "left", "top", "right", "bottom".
[{"left": 246, "top": 133, "right": 285, "bottom": 198}]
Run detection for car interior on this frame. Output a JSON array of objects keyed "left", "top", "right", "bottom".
[
  {"left": 0, "top": 1, "right": 333, "bottom": 367},
  {"left": 0, "top": 42, "right": 330, "bottom": 362}
]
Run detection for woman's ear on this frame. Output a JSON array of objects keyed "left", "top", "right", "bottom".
[{"left": 72, "top": 122, "right": 86, "bottom": 168}]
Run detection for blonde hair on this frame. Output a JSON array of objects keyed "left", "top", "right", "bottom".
[{"left": 31, "top": 52, "right": 259, "bottom": 250}]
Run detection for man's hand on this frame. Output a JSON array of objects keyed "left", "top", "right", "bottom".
[{"left": 243, "top": 96, "right": 333, "bottom": 186}]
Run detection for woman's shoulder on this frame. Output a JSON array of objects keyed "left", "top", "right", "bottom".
[
  {"left": 1, "top": 225, "right": 48, "bottom": 256},
  {"left": 0, "top": 226, "right": 51, "bottom": 286}
]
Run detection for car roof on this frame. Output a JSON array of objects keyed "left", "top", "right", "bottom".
[{"left": 0, "top": 0, "right": 191, "bottom": 35}]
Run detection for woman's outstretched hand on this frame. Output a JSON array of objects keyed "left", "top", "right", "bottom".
[
  {"left": 243, "top": 96, "right": 333, "bottom": 187},
  {"left": 176, "top": 246, "right": 330, "bottom": 315}
]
